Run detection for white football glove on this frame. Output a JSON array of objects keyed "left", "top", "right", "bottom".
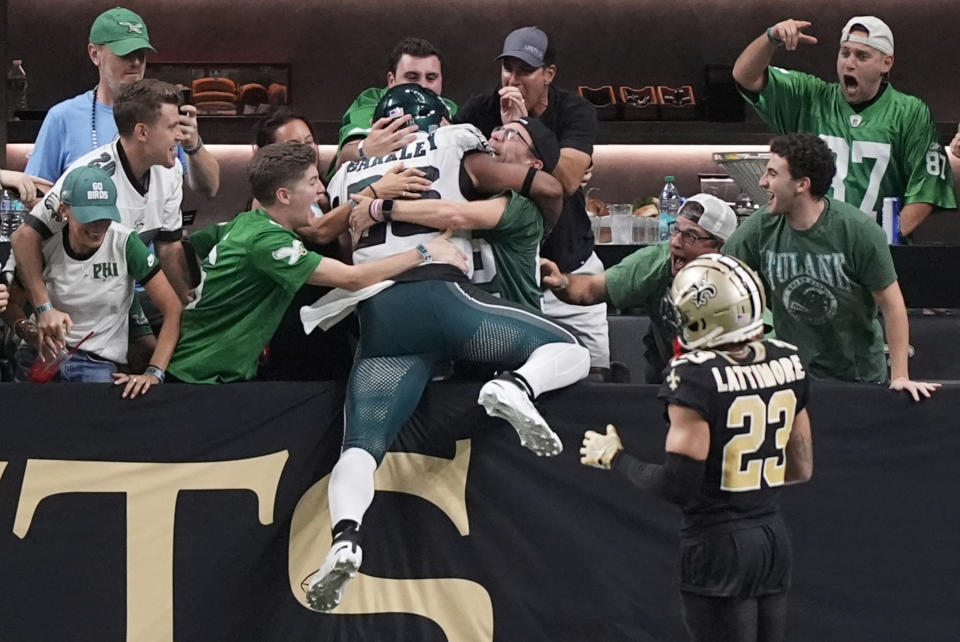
[{"left": 580, "top": 424, "right": 623, "bottom": 469}]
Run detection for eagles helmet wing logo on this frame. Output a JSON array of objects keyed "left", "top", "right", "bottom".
[
  {"left": 118, "top": 21, "right": 144, "bottom": 34},
  {"left": 688, "top": 278, "right": 718, "bottom": 308},
  {"left": 272, "top": 240, "right": 308, "bottom": 265}
]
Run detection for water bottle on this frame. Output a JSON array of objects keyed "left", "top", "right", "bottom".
[
  {"left": 6, "top": 59, "right": 28, "bottom": 120},
  {"left": 0, "top": 189, "right": 26, "bottom": 241},
  {"left": 658, "top": 176, "right": 681, "bottom": 242}
]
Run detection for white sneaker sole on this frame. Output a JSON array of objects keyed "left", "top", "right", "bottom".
[
  {"left": 478, "top": 384, "right": 562, "bottom": 457},
  {"left": 304, "top": 552, "right": 360, "bottom": 612}
]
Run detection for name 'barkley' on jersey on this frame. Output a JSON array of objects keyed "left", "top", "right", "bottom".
[{"left": 326, "top": 124, "right": 490, "bottom": 271}]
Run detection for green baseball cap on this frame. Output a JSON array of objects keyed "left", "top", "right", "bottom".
[
  {"left": 89, "top": 7, "right": 156, "bottom": 56},
  {"left": 60, "top": 166, "right": 121, "bottom": 224}
]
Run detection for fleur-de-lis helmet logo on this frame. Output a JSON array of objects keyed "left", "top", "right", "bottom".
[{"left": 688, "top": 278, "right": 717, "bottom": 308}]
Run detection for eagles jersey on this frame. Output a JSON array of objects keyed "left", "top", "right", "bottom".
[
  {"left": 743, "top": 68, "right": 956, "bottom": 219},
  {"left": 659, "top": 339, "right": 810, "bottom": 534},
  {"left": 326, "top": 124, "right": 490, "bottom": 276},
  {"left": 168, "top": 209, "right": 322, "bottom": 384},
  {"left": 42, "top": 223, "right": 159, "bottom": 364},
  {"left": 470, "top": 191, "right": 544, "bottom": 311},
  {"left": 24, "top": 139, "right": 184, "bottom": 246}
]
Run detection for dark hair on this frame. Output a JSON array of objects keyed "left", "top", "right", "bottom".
[
  {"left": 543, "top": 43, "right": 556, "bottom": 67},
  {"left": 253, "top": 107, "right": 316, "bottom": 148},
  {"left": 248, "top": 142, "right": 318, "bottom": 205},
  {"left": 388, "top": 37, "right": 443, "bottom": 74},
  {"left": 770, "top": 133, "right": 836, "bottom": 198},
  {"left": 114, "top": 79, "right": 182, "bottom": 137}
]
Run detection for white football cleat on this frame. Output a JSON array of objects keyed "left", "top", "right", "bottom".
[
  {"left": 303, "top": 539, "right": 362, "bottom": 613},
  {"left": 478, "top": 378, "right": 562, "bottom": 457}
]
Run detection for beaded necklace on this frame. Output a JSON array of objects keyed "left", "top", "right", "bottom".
[{"left": 91, "top": 84, "right": 100, "bottom": 149}]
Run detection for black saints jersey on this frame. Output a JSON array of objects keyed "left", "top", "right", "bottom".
[{"left": 658, "top": 339, "right": 810, "bottom": 533}]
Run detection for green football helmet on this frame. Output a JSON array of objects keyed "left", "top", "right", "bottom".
[
  {"left": 373, "top": 83, "right": 449, "bottom": 134},
  {"left": 666, "top": 254, "right": 766, "bottom": 350}
]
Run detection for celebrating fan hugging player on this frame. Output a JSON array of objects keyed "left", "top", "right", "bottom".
[{"left": 302, "top": 84, "right": 590, "bottom": 613}]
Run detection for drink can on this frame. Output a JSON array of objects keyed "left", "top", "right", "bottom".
[{"left": 881, "top": 197, "right": 900, "bottom": 245}]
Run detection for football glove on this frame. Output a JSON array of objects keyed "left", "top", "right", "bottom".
[{"left": 580, "top": 424, "right": 623, "bottom": 469}]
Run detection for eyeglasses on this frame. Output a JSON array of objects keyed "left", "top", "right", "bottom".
[
  {"left": 670, "top": 226, "right": 714, "bottom": 244},
  {"left": 491, "top": 126, "right": 539, "bottom": 158}
]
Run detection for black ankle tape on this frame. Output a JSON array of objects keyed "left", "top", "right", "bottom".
[
  {"left": 503, "top": 371, "right": 535, "bottom": 400},
  {"left": 332, "top": 519, "right": 360, "bottom": 542}
]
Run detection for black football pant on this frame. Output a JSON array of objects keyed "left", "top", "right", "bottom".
[{"left": 681, "top": 591, "right": 787, "bottom": 642}]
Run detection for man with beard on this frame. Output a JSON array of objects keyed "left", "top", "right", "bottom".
[
  {"left": 723, "top": 133, "right": 939, "bottom": 399},
  {"left": 732, "top": 16, "right": 955, "bottom": 237},
  {"left": 540, "top": 193, "right": 737, "bottom": 383}
]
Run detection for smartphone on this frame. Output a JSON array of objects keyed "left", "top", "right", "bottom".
[{"left": 180, "top": 87, "right": 192, "bottom": 106}]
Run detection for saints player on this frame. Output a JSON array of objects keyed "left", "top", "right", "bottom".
[
  {"left": 733, "top": 16, "right": 955, "bottom": 237},
  {"left": 2, "top": 166, "right": 180, "bottom": 396},
  {"left": 303, "top": 86, "right": 590, "bottom": 613},
  {"left": 581, "top": 254, "right": 813, "bottom": 642},
  {"left": 13, "top": 79, "right": 193, "bottom": 354},
  {"left": 725, "top": 133, "right": 940, "bottom": 400}
]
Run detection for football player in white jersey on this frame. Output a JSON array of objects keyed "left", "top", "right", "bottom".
[{"left": 303, "top": 85, "right": 590, "bottom": 614}]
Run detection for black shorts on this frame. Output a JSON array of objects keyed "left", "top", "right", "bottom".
[{"left": 677, "top": 516, "right": 791, "bottom": 597}]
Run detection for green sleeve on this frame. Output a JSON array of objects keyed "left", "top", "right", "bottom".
[
  {"left": 249, "top": 229, "right": 323, "bottom": 294},
  {"left": 741, "top": 67, "right": 828, "bottom": 134},
  {"left": 483, "top": 192, "right": 541, "bottom": 252},
  {"left": 852, "top": 218, "right": 898, "bottom": 292},
  {"left": 337, "top": 88, "right": 386, "bottom": 149},
  {"left": 337, "top": 89, "right": 459, "bottom": 150},
  {"left": 604, "top": 243, "right": 672, "bottom": 311},
  {"left": 721, "top": 212, "right": 762, "bottom": 272},
  {"left": 898, "top": 100, "right": 957, "bottom": 209},
  {"left": 189, "top": 221, "right": 229, "bottom": 260},
  {"left": 125, "top": 232, "right": 161, "bottom": 282}
]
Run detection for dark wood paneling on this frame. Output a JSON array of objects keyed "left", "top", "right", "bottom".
[{"left": 6, "top": 0, "right": 960, "bottom": 122}]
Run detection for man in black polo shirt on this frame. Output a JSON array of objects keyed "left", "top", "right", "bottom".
[{"left": 455, "top": 26, "right": 608, "bottom": 376}]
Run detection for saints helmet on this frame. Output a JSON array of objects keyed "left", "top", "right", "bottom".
[
  {"left": 665, "top": 253, "right": 766, "bottom": 350},
  {"left": 373, "top": 83, "right": 449, "bottom": 134}
]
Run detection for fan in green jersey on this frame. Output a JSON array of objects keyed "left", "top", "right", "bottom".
[
  {"left": 733, "top": 15, "right": 956, "bottom": 238},
  {"left": 167, "top": 142, "right": 467, "bottom": 384}
]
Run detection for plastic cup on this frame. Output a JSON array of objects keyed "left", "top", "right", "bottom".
[
  {"left": 608, "top": 204, "right": 633, "bottom": 244},
  {"left": 635, "top": 216, "right": 659, "bottom": 244}
]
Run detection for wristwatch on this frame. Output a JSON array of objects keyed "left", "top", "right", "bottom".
[
  {"left": 144, "top": 365, "right": 166, "bottom": 383},
  {"left": 381, "top": 199, "right": 394, "bottom": 222},
  {"left": 183, "top": 137, "right": 203, "bottom": 155},
  {"left": 34, "top": 301, "right": 54, "bottom": 315},
  {"left": 415, "top": 243, "right": 432, "bottom": 264}
]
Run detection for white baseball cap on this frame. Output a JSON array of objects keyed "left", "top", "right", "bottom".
[
  {"left": 841, "top": 16, "right": 894, "bottom": 55},
  {"left": 679, "top": 194, "right": 737, "bottom": 241}
]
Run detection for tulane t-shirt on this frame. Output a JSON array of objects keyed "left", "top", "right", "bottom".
[{"left": 723, "top": 198, "right": 897, "bottom": 382}]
